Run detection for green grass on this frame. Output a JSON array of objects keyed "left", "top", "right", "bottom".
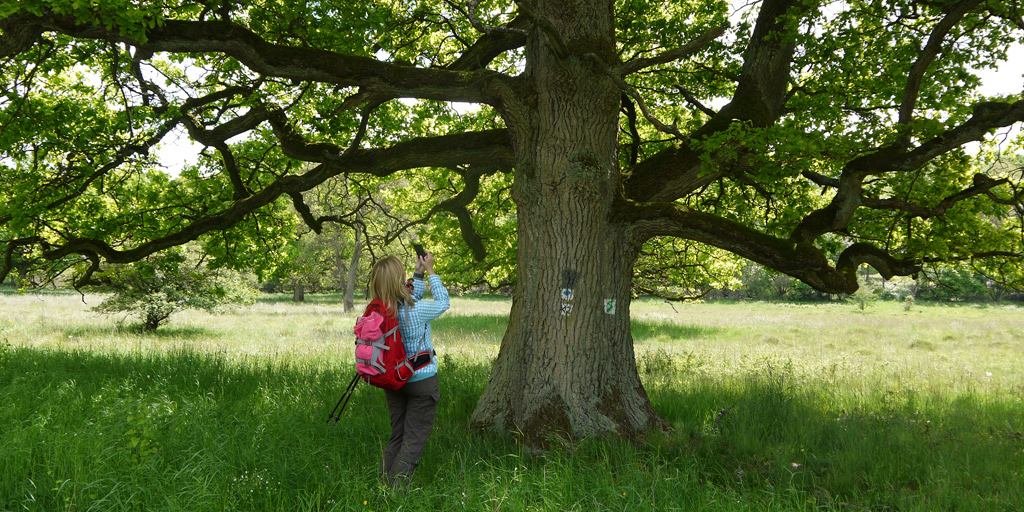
[{"left": 1, "top": 292, "right": 1023, "bottom": 511}]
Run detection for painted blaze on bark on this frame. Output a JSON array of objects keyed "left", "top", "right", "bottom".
[{"left": 470, "top": 0, "right": 664, "bottom": 439}]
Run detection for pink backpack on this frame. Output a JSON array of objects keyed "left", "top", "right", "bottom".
[
  {"left": 353, "top": 299, "right": 431, "bottom": 390},
  {"left": 328, "top": 298, "right": 434, "bottom": 425}
]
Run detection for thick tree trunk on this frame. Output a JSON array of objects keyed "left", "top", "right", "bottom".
[
  {"left": 470, "top": 231, "right": 665, "bottom": 439},
  {"left": 292, "top": 279, "right": 304, "bottom": 302},
  {"left": 470, "top": 0, "right": 665, "bottom": 440}
]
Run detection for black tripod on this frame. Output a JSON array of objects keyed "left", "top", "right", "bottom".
[{"left": 327, "top": 373, "right": 361, "bottom": 425}]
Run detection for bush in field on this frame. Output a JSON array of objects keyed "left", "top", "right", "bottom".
[
  {"left": 849, "top": 277, "right": 879, "bottom": 311},
  {"left": 93, "top": 251, "right": 257, "bottom": 331},
  {"left": 739, "top": 264, "right": 792, "bottom": 300},
  {"left": 878, "top": 276, "right": 919, "bottom": 301},
  {"left": 918, "top": 268, "right": 993, "bottom": 301},
  {"left": 785, "top": 278, "right": 836, "bottom": 301},
  {"left": 739, "top": 263, "right": 839, "bottom": 301}
]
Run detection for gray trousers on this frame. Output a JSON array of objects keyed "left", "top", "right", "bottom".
[{"left": 382, "top": 375, "right": 439, "bottom": 487}]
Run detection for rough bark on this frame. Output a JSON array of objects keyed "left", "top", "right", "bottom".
[
  {"left": 470, "top": 229, "right": 665, "bottom": 439},
  {"left": 470, "top": 0, "right": 664, "bottom": 440}
]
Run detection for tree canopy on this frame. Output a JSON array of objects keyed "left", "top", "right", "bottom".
[
  {"left": 3, "top": 0, "right": 1023, "bottom": 437},
  {"left": 2, "top": 0, "right": 1022, "bottom": 291}
]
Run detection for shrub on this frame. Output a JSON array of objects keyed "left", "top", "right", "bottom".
[
  {"left": 878, "top": 276, "right": 919, "bottom": 301},
  {"left": 739, "top": 264, "right": 792, "bottom": 300},
  {"left": 917, "top": 268, "right": 991, "bottom": 301},
  {"left": 93, "top": 250, "right": 257, "bottom": 331},
  {"left": 849, "top": 277, "right": 878, "bottom": 311}
]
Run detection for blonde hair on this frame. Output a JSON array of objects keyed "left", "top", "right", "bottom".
[{"left": 369, "top": 255, "right": 414, "bottom": 317}]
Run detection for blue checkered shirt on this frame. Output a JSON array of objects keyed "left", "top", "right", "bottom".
[{"left": 396, "top": 274, "right": 449, "bottom": 382}]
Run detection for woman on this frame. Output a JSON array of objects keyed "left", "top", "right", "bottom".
[{"left": 367, "top": 251, "right": 449, "bottom": 489}]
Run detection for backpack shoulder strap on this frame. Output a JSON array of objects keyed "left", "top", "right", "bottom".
[{"left": 401, "top": 304, "right": 431, "bottom": 367}]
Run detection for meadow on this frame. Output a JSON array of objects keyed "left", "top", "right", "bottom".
[{"left": 1, "top": 289, "right": 1022, "bottom": 511}]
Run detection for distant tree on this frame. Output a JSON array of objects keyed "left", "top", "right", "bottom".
[
  {"left": 335, "top": 219, "right": 364, "bottom": 312},
  {"left": 279, "top": 176, "right": 413, "bottom": 306},
  {"left": 280, "top": 229, "right": 336, "bottom": 301},
  {"left": 304, "top": 178, "right": 371, "bottom": 311},
  {"left": 93, "top": 249, "right": 256, "bottom": 331},
  {"left": 740, "top": 263, "right": 793, "bottom": 300}
]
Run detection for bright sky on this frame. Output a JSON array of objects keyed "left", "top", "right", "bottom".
[
  {"left": 969, "top": 44, "right": 1024, "bottom": 154},
  {"left": 976, "top": 44, "right": 1024, "bottom": 97}
]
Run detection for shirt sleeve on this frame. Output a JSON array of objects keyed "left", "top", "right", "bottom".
[
  {"left": 412, "top": 274, "right": 449, "bottom": 322},
  {"left": 412, "top": 275, "right": 426, "bottom": 300}
]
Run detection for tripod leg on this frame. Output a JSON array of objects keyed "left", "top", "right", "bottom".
[
  {"left": 332, "top": 373, "right": 361, "bottom": 425},
  {"left": 328, "top": 373, "right": 361, "bottom": 425},
  {"left": 327, "top": 394, "right": 346, "bottom": 424},
  {"left": 334, "top": 373, "right": 361, "bottom": 424}
]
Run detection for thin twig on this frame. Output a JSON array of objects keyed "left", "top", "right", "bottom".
[{"left": 674, "top": 84, "right": 717, "bottom": 117}]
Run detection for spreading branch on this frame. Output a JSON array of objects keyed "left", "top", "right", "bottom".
[
  {"left": 803, "top": 171, "right": 1011, "bottom": 220},
  {"left": 324, "top": 101, "right": 380, "bottom": 162},
  {"left": 586, "top": 54, "right": 687, "bottom": 142},
  {"left": 793, "top": 99, "right": 1024, "bottom": 243},
  {"left": 178, "top": 91, "right": 269, "bottom": 200},
  {"left": 620, "top": 94, "right": 641, "bottom": 167},
  {"left": 898, "top": 0, "right": 984, "bottom": 128},
  {"left": 0, "top": 15, "right": 43, "bottom": 58},
  {"left": 466, "top": 0, "right": 528, "bottom": 38},
  {"left": 625, "top": 0, "right": 807, "bottom": 202},
  {"left": 388, "top": 165, "right": 500, "bottom": 261},
  {"left": 512, "top": 1, "right": 569, "bottom": 59},
  {"left": 674, "top": 84, "right": 717, "bottom": 118},
  {"left": 835, "top": 243, "right": 922, "bottom": 281},
  {"left": 861, "top": 174, "right": 1009, "bottom": 219},
  {"left": 617, "top": 200, "right": 861, "bottom": 293},
  {"left": 445, "top": 14, "right": 529, "bottom": 71},
  {"left": 42, "top": 120, "right": 180, "bottom": 213},
  {"left": 619, "top": 199, "right": 1015, "bottom": 295},
  {"left": 618, "top": 25, "right": 728, "bottom": 75},
  {"left": 0, "top": 237, "right": 43, "bottom": 285},
  {"left": 17, "top": 14, "right": 509, "bottom": 107},
  {"left": 35, "top": 130, "right": 513, "bottom": 267}
]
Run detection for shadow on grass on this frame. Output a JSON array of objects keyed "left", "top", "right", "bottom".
[
  {"left": 2, "top": 348, "right": 1020, "bottom": 511},
  {"left": 431, "top": 315, "right": 719, "bottom": 345},
  {"left": 0, "top": 346, "right": 514, "bottom": 510},
  {"left": 254, "top": 291, "right": 513, "bottom": 306},
  {"left": 452, "top": 293, "right": 513, "bottom": 302},
  {"left": 0, "top": 286, "right": 77, "bottom": 296},
  {"left": 60, "top": 323, "right": 221, "bottom": 340},
  {"left": 645, "top": 364, "right": 1023, "bottom": 510},
  {"left": 631, "top": 320, "right": 720, "bottom": 341}
]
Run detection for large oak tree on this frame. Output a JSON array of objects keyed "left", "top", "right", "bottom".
[{"left": 2, "top": 0, "right": 1023, "bottom": 439}]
